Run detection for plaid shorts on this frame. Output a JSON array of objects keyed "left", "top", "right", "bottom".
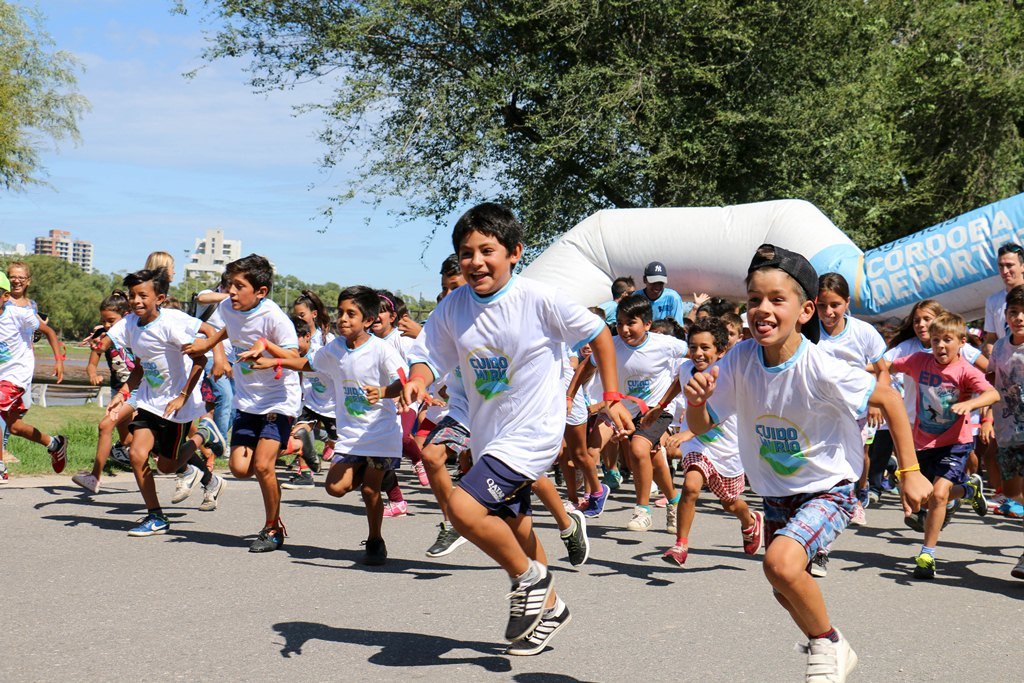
[
  {"left": 763, "top": 481, "right": 855, "bottom": 562},
  {"left": 681, "top": 452, "right": 746, "bottom": 503},
  {"left": 423, "top": 416, "right": 471, "bottom": 456},
  {"left": 331, "top": 453, "right": 401, "bottom": 471},
  {"left": 997, "top": 445, "right": 1024, "bottom": 480}
]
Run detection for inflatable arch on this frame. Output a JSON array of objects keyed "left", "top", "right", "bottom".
[{"left": 521, "top": 192, "right": 1024, "bottom": 323}]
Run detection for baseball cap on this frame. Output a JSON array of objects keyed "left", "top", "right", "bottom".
[
  {"left": 644, "top": 261, "right": 668, "bottom": 284},
  {"left": 0, "top": 272, "right": 10, "bottom": 293},
  {"left": 747, "top": 244, "right": 820, "bottom": 343}
]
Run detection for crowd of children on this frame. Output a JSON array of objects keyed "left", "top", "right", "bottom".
[{"left": 2, "top": 206, "right": 1023, "bottom": 681}]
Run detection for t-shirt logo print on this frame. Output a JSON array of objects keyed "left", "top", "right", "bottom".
[
  {"left": 342, "top": 381, "right": 372, "bottom": 417},
  {"left": 467, "top": 346, "right": 512, "bottom": 400},
  {"left": 625, "top": 376, "right": 652, "bottom": 403},
  {"left": 754, "top": 415, "right": 809, "bottom": 476},
  {"left": 141, "top": 360, "right": 164, "bottom": 388},
  {"left": 0, "top": 341, "right": 11, "bottom": 364}
]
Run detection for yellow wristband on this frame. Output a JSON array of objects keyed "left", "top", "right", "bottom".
[{"left": 897, "top": 463, "right": 921, "bottom": 475}]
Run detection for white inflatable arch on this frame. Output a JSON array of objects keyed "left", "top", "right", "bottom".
[{"left": 522, "top": 194, "right": 1024, "bottom": 322}]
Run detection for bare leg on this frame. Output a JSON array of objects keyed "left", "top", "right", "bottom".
[
  {"left": 128, "top": 429, "right": 160, "bottom": 510},
  {"left": 532, "top": 475, "right": 571, "bottom": 532},
  {"left": 362, "top": 466, "right": 386, "bottom": 540},
  {"left": 763, "top": 536, "right": 831, "bottom": 636}
]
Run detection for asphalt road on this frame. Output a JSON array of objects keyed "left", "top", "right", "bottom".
[{"left": 2, "top": 472, "right": 1022, "bottom": 682}]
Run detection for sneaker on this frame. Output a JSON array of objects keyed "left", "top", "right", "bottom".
[
  {"left": 1005, "top": 500, "right": 1024, "bottom": 519},
  {"left": 72, "top": 471, "right": 100, "bottom": 494},
  {"left": 281, "top": 470, "right": 315, "bottom": 490},
  {"left": 602, "top": 468, "right": 622, "bottom": 492},
  {"left": 196, "top": 417, "right": 225, "bottom": 458},
  {"left": 849, "top": 501, "right": 866, "bottom": 526},
  {"left": 561, "top": 510, "right": 590, "bottom": 567},
  {"left": 626, "top": 506, "right": 653, "bottom": 532},
  {"left": 913, "top": 552, "right": 936, "bottom": 579},
  {"left": 661, "top": 542, "right": 688, "bottom": 566},
  {"left": 198, "top": 475, "right": 226, "bottom": 511},
  {"left": 108, "top": 443, "right": 132, "bottom": 471},
  {"left": 583, "top": 484, "right": 610, "bottom": 518},
  {"left": 809, "top": 551, "right": 829, "bottom": 578},
  {"left": 990, "top": 493, "right": 1007, "bottom": 514},
  {"left": 654, "top": 494, "right": 668, "bottom": 508},
  {"left": 128, "top": 512, "right": 169, "bottom": 537},
  {"left": 425, "top": 522, "right": 467, "bottom": 558},
  {"left": 171, "top": 464, "right": 202, "bottom": 504},
  {"left": 1012, "top": 552, "right": 1024, "bottom": 580},
  {"left": 362, "top": 537, "right": 388, "bottom": 565},
  {"left": 505, "top": 563, "right": 554, "bottom": 642},
  {"left": 506, "top": 601, "right": 572, "bottom": 656},
  {"left": 249, "top": 524, "right": 285, "bottom": 553},
  {"left": 561, "top": 499, "right": 578, "bottom": 515},
  {"left": 414, "top": 460, "right": 430, "bottom": 487},
  {"left": 964, "top": 473, "right": 987, "bottom": 517},
  {"left": 866, "top": 489, "right": 880, "bottom": 508},
  {"left": 904, "top": 511, "right": 926, "bottom": 533},
  {"left": 48, "top": 435, "right": 68, "bottom": 474},
  {"left": 321, "top": 444, "right": 334, "bottom": 462},
  {"left": 666, "top": 500, "right": 678, "bottom": 533},
  {"left": 798, "top": 630, "right": 857, "bottom": 683},
  {"left": 941, "top": 498, "right": 961, "bottom": 530},
  {"left": 742, "top": 510, "right": 764, "bottom": 555},
  {"left": 382, "top": 500, "right": 408, "bottom": 518},
  {"left": 0, "top": 461, "right": 7, "bottom": 483}
]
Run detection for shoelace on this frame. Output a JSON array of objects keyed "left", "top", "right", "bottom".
[{"left": 506, "top": 583, "right": 530, "bottom": 617}]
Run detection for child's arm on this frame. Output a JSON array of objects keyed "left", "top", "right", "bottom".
[
  {"left": 36, "top": 316, "right": 64, "bottom": 383},
  {"left": 588, "top": 327, "right": 634, "bottom": 436},
  {"left": 566, "top": 354, "right": 597, "bottom": 402},
  {"left": 248, "top": 355, "right": 312, "bottom": 373},
  {"left": 195, "top": 291, "right": 228, "bottom": 305},
  {"left": 865, "top": 360, "right": 890, "bottom": 427},
  {"left": 195, "top": 322, "right": 231, "bottom": 379},
  {"left": 683, "top": 367, "right": 719, "bottom": 436},
  {"left": 869, "top": 383, "right": 931, "bottom": 513},
  {"left": 236, "top": 336, "right": 300, "bottom": 362},
  {"left": 401, "top": 362, "right": 436, "bottom": 410},
  {"left": 979, "top": 407, "right": 995, "bottom": 444},
  {"left": 163, "top": 355, "right": 208, "bottom": 418},
  {"left": 106, "top": 363, "right": 143, "bottom": 415},
  {"left": 638, "top": 377, "right": 681, "bottom": 427},
  {"left": 86, "top": 335, "right": 112, "bottom": 386},
  {"left": 365, "top": 378, "right": 404, "bottom": 403},
  {"left": 182, "top": 327, "right": 227, "bottom": 355},
  {"left": 950, "top": 388, "right": 1000, "bottom": 415}
]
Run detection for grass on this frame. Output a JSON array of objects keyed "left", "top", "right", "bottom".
[{"left": 5, "top": 405, "right": 106, "bottom": 475}]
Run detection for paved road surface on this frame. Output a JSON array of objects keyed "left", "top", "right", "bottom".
[{"left": 2, "top": 473, "right": 1022, "bottom": 681}]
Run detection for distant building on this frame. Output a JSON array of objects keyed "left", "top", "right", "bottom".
[
  {"left": 0, "top": 242, "right": 28, "bottom": 256},
  {"left": 33, "top": 229, "right": 92, "bottom": 271},
  {"left": 184, "top": 228, "right": 242, "bottom": 281}
]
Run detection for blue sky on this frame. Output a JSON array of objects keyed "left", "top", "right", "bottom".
[{"left": 1, "top": 0, "right": 457, "bottom": 300}]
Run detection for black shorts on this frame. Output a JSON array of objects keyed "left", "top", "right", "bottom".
[
  {"left": 129, "top": 409, "right": 192, "bottom": 460},
  {"left": 631, "top": 410, "right": 673, "bottom": 447},
  {"left": 296, "top": 406, "right": 338, "bottom": 441}
]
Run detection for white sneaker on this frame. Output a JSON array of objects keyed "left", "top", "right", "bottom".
[
  {"left": 666, "top": 501, "right": 678, "bottom": 533},
  {"left": 561, "top": 499, "right": 578, "bottom": 515},
  {"left": 849, "top": 501, "right": 866, "bottom": 526},
  {"left": 626, "top": 506, "right": 653, "bottom": 532},
  {"left": 1012, "top": 552, "right": 1024, "bottom": 580},
  {"left": 798, "top": 630, "right": 858, "bottom": 683},
  {"left": 198, "top": 475, "right": 226, "bottom": 512},
  {"left": 72, "top": 471, "right": 100, "bottom": 494},
  {"left": 172, "top": 465, "right": 202, "bottom": 504}
]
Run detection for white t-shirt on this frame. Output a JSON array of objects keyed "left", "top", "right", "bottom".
[
  {"left": 882, "top": 338, "right": 982, "bottom": 429},
  {"left": 426, "top": 366, "right": 471, "bottom": 427},
  {"left": 985, "top": 288, "right": 1009, "bottom": 340},
  {"left": 706, "top": 338, "right": 874, "bottom": 497},
  {"left": 108, "top": 310, "right": 205, "bottom": 423},
  {"left": 217, "top": 298, "right": 302, "bottom": 417},
  {"left": 676, "top": 359, "right": 743, "bottom": 477},
  {"left": 409, "top": 275, "right": 604, "bottom": 479},
  {"left": 379, "top": 328, "right": 415, "bottom": 362},
  {"left": 817, "top": 315, "right": 886, "bottom": 369},
  {"left": 593, "top": 332, "right": 687, "bottom": 417},
  {"left": 0, "top": 304, "right": 39, "bottom": 390},
  {"left": 989, "top": 335, "right": 1024, "bottom": 447},
  {"left": 308, "top": 334, "right": 403, "bottom": 457},
  {"left": 302, "top": 329, "right": 336, "bottom": 418}
]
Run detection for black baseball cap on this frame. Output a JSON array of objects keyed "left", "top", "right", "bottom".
[
  {"left": 644, "top": 261, "right": 668, "bottom": 283},
  {"left": 747, "top": 244, "right": 820, "bottom": 343}
]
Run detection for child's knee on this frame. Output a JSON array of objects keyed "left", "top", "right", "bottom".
[
  {"left": 360, "top": 483, "right": 379, "bottom": 502},
  {"left": 325, "top": 479, "right": 349, "bottom": 498},
  {"left": 762, "top": 542, "right": 806, "bottom": 586},
  {"left": 421, "top": 448, "right": 446, "bottom": 471}
]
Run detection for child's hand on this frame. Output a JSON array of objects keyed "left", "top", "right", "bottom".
[
  {"left": 899, "top": 470, "right": 933, "bottom": 515},
  {"left": 684, "top": 367, "right": 718, "bottom": 406},
  {"left": 399, "top": 377, "right": 426, "bottom": 413},
  {"left": 603, "top": 401, "right": 635, "bottom": 439},
  {"left": 979, "top": 421, "right": 995, "bottom": 444},
  {"left": 212, "top": 357, "right": 231, "bottom": 380},
  {"left": 692, "top": 292, "right": 710, "bottom": 307},
  {"left": 949, "top": 401, "right": 971, "bottom": 416},
  {"left": 53, "top": 360, "right": 64, "bottom": 384},
  {"left": 638, "top": 407, "right": 662, "bottom": 428},
  {"left": 182, "top": 339, "right": 211, "bottom": 356},
  {"left": 106, "top": 394, "right": 124, "bottom": 416},
  {"left": 364, "top": 385, "right": 382, "bottom": 404},
  {"left": 247, "top": 357, "right": 276, "bottom": 371},
  {"left": 867, "top": 406, "right": 884, "bottom": 428},
  {"left": 88, "top": 370, "right": 103, "bottom": 386},
  {"left": 164, "top": 394, "right": 186, "bottom": 418},
  {"left": 236, "top": 340, "right": 266, "bottom": 363},
  {"left": 396, "top": 315, "right": 422, "bottom": 338}
]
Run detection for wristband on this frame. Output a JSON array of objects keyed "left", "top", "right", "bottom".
[
  {"left": 273, "top": 359, "right": 283, "bottom": 380},
  {"left": 55, "top": 342, "right": 67, "bottom": 361},
  {"left": 981, "top": 417, "right": 994, "bottom": 424},
  {"left": 603, "top": 391, "right": 650, "bottom": 415},
  {"left": 603, "top": 391, "right": 623, "bottom": 402},
  {"left": 897, "top": 463, "right": 921, "bottom": 475},
  {"left": 119, "top": 386, "right": 131, "bottom": 399},
  {"left": 257, "top": 337, "right": 270, "bottom": 349},
  {"left": 687, "top": 398, "right": 705, "bottom": 407}
]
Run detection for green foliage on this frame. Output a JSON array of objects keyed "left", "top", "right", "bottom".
[
  {"left": 183, "top": 0, "right": 1024, "bottom": 249},
  {"left": 6, "top": 404, "right": 105, "bottom": 475},
  {"left": 0, "top": 2, "right": 88, "bottom": 191}
]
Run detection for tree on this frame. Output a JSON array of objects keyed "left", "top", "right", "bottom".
[
  {"left": 183, "top": 0, "right": 1024, "bottom": 251},
  {"left": 0, "top": 2, "right": 88, "bottom": 191},
  {"left": 0, "top": 255, "right": 114, "bottom": 339}
]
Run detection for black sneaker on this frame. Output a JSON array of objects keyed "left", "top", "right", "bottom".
[
  {"left": 965, "top": 473, "right": 987, "bottom": 517},
  {"left": 249, "top": 526, "right": 285, "bottom": 553},
  {"left": 940, "top": 499, "right": 961, "bottom": 530},
  {"left": 506, "top": 602, "right": 572, "bottom": 656},
  {"left": 561, "top": 510, "right": 590, "bottom": 566},
  {"left": 362, "top": 537, "right": 388, "bottom": 566},
  {"left": 808, "top": 551, "right": 828, "bottom": 578},
  {"left": 904, "top": 510, "right": 926, "bottom": 533},
  {"left": 425, "top": 522, "right": 467, "bottom": 558},
  {"left": 108, "top": 443, "right": 132, "bottom": 471},
  {"left": 281, "top": 470, "right": 314, "bottom": 490},
  {"left": 505, "top": 564, "right": 554, "bottom": 642}
]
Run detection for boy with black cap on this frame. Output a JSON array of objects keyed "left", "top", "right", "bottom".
[
  {"left": 641, "top": 261, "right": 690, "bottom": 322},
  {"left": 683, "top": 244, "right": 932, "bottom": 683}
]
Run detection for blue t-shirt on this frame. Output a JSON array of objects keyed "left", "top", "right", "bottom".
[
  {"left": 598, "top": 300, "right": 618, "bottom": 327},
  {"left": 644, "top": 287, "right": 691, "bottom": 321}
]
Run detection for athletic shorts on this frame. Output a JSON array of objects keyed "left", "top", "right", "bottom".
[
  {"left": 996, "top": 445, "right": 1024, "bottom": 480},
  {"left": 631, "top": 410, "right": 673, "bottom": 447},
  {"left": 681, "top": 452, "right": 746, "bottom": 503},
  {"left": 423, "top": 415, "right": 470, "bottom": 456},
  {"left": 129, "top": 409, "right": 192, "bottom": 460},
  {"left": 917, "top": 442, "right": 971, "bottom": 486},
  {"left": 0, "top": 381, "right": 28, "bottom": 421},
  {"left": 296, "top": 406, "right": 338, "bottom": 441},
  {"left": 230, "top": 411, "right": 294, "bottom": 449},
  {"left": 331, "top": 452, "right": 400, "bottom": 471},
  {"left": 763, "top": 481, "right": 855, "bottom": 562},
  {"left": 458, "top": 453, "right": 533, "bottom": 519}
]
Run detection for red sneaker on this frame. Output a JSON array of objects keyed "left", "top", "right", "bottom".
[
  {"left": 661, "top": 543, "right": 688, "bottom": 566},
  {"left": 742, "top": 510, "right": 764, "bottom": 555},
  {"left": 49, "top": 435, "right": 68, "bottom": 474}
]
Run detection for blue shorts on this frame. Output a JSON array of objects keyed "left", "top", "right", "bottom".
[
  {"left": 458, "top": 454, "right": 533, "bottom": 519},
  {"left": 918, "top": 442, "right": 971, "bottom": 486},
  {"left": 763, "top": 482, "right": 855, "bottom": 562},
  {"left": 230, "top": 411, "right": 294, "bottom": 450}
]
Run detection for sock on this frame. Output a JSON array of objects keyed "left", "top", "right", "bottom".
[
  {"left": 675, "top": 536, "right": 688, "bottom": 547},
  {"left": 150, "top": 507, "right": 164, "bottom": 518},
  {"left": 668, "top": 491, "right": 681, "bottom": 505},
  {"left": 514, "top": 559, "right": 543, "bottom": 586},
  {"left": 640, "top": 504, "right": 652, "bottom": 513},
  {"left": 188, "top": 453, "right": 212, "bottom": 487},
  {"left": 387, "top": 483, "right": 404, "bottom": 503},
  {"left": 544, "top": 595, "right": 565, "bottom": 617},
  {"left": 206, "top": 473, "right": 219, "bottom": 489},
  {"left": 560, "top": 518, "right": 577, "bottom": 539},
  {"left": 45, "top": 436, "right": 57, "bottom": 452},
  {"left": 809, "top": 627, "right": 839, "bottom": 643},
  {"left": 920, "top": 545, "right": 936, "bottom": 557},
  {"left": 961, "top": 479, "right": 977, "bottom": 499}
]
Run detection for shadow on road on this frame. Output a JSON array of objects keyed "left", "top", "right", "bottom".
[{"left": 272, "top": 621, "right": 511, "bottom": 672}]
